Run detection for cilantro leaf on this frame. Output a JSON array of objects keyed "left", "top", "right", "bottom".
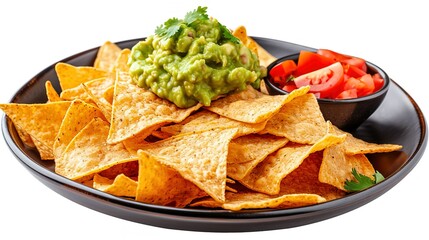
[
  {"left": 155, "top": 17, "right": 182, "bottom": 39},
  {"left": 344, "top": 168, "right": 385, "bottom": 192},
  {"left": 219, "top": 23, "right": 240, "bottom": 44},
  {"left": 184, "top": 6, "right": 209, "bottom": 25}
]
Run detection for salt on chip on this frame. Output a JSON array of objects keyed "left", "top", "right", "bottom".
[
  {"left": 261, "top": 93, "right": 327, "bottom": 144},
  {"left": 93, "top": 41, "right": 122, "bottom": 72},
  {"left": 319, "top": 144, "right": 376, "bottom": 191},
  {"left": 136, "top": 151, "right": 207, "bottom": 207},
  {"left": 55, "top": 62, "right": 107, "bottom": 90},
  {"left": 137, "top": 128, "right": 238, "bottom": 203},
  {"left": 0, "top": 101, "right": 71, "bottom": 159},
  {"left": 227, "top": 134, "right": 289, "bottom": 180},
  {"left": 55, "top": 117, "right": 136, "bottom": 181},
  {"left": 93, "top": 173, "right": 137, "bottom": 197},
  {"left": 107, "top": 72, "right": 201, "bottom": 144},
  {"left": 205, "top": 85, "right": 309, "bottom": 123},
  {"left": 45, "top": 80, "right": 61, "bottom": 102},
  {"left": 53, "top": 100, "right": 105, "bottom": 159},
  {"left": 239, "top": 125, "right": 346, "bottom": 195}
]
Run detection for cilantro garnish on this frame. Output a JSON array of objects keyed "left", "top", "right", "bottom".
[
  {"left": 344, "top": 168, "right": 385, "bottom": 192},
  {"left": 154, "top": 6, "right": 240, "bottom": 44}
]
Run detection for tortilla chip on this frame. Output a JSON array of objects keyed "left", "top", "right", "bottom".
[
  {"left": 161, "top": 109, "right": 267, "bottom": 137},
  {"left": 136, "top": 151, "right": 207, "bottom": 207},
  {"left": 15, "top": 124, "right": 35, "bottom": 148},
  {"left": 138, "top": 128, "right": 238, "bottom": 203},
  {"left": 93, "top": 173, "right": 137, "bottom": 197},
  {"left": 103, "top": 86, "right": 115, "bottom": 104},
  {"left": 279, "top": 151, "right": 346, "bottom": 201},
  {"left": 93, "top": 41, "right": 122, "bottom": 72},
  {"left": 53, "top": 100, "right": 105, "bottom": 159},
  {"left": 98, "top": 161, "right": 139, "bottom": 179},
  {"left": 45, "top": 80, "right": 61, "bottom": 102},
  {"left": 190, "top": 191, "right": 325, "bottom": 211},
  {"left": 55, "top": 62, "right": 107, "bottom": 90},
  {"left": 59, "top": 84, "right": 92, "bottom": 102},
  {"left": 55, "top": 117, "right": 136, "bottom": 180},
  {"left": 333, "top": 126, "right": 403, "bottom": 155},
  {"left": 0, "top": 101, "right": 71, "bottom": 159},
  {"left": 319, "top": 144, "right": 376, "bottom": 191},
  {"left": 81, "top": 78, "right": 114, "bottom": 121},
  {"left": 107, "top": 72, "right": 201, "bottom": 144},
  {"left": 261, "top": 93, "right": 327, "bottom": 144},
  {"left": 239, "top": 127, "right": 346, "bottom": 195},
  {"left": 205, "top": 85, "right": 309, "bottom": 123},
  {"left": 113, "top": 48, "right": 131, "bottom": 73},
  {"left": 227, "top": 134, "right": 289, "bottom": 180},
  {"left": 233, "top": 25, "right": 277, "bottom": 68}
]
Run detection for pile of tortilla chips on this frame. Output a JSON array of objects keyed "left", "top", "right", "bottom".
[{"left": 0, "top": 31, "right": 403, "bottom": 211}]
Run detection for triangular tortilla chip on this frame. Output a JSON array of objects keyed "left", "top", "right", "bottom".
[
  {"left": 93, "top": 41, "right": 122, "bottom": 72},
  {"left": 205, "top": 85, "right": 309, "bottom": 123},
  {"left": 107, "top": 72, "right": 201, "bottom": 144},
  {"left": 136, "top": 151, "right": 207, "bottom": 207},
  {"left": 45, "top": 80, "right": 61, "bottom": 102},
  {"left": 261, "top": 93, "right": 327, "bottom": 144},
  {"left": 55, "top": 62, "right": 107, "bottom": 90},
  {"left": 138, "top": 128, "right": 238, "bottom": 203},
  {"left": 93, "top": 173, "right": 137, "bottom": 197},
  {"left": 0, "top": 101, "right": 71, "bottom": 159},
  {"left": 53, "top": 100, "right": 105, "bottom": 159},
  {"left": 55, "top": 117, "right": 136, "bottom": 180}
]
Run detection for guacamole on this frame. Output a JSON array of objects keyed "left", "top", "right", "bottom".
[{"left": 128, "top": 7, "right": 265, "bottom": 108}]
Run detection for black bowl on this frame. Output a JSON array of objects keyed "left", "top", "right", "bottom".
[
  {"left": 1, "top": 37, "right": 426, "bottom": 232},
  {"left": 264, "top": 53, "right": 390, "bottom": 131}
]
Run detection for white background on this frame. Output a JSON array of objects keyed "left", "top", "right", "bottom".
[{"left": 1, "top": 0, "right": 427, "bottom": 239}]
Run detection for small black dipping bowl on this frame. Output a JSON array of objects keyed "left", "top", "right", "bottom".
[{"left": 264, "top": 53, "right": 390, "bottom": 131}]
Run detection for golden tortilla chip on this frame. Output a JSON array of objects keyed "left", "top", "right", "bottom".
[
  {"left": 53, "top": 100, "right": 105, "bottom": 159},
  {"left": 319, "top": 144, "right": 376, "bottom": 191},
  {"left": 107, "top": 72, "right": 201, "bottom": 144},
  {"left": 136, "top": 151, "right": 207, "bottom": 207},
  {"left": 138, "top": 128, "right": 238, "bottom": 203},
  {"left": 103, "top": 86, "right": 115, "bottom": 104},
  {"left": 233, "top": 25, "right": 277, "bottom": 68},
  {"left": 190, "top": 191, "right": 325, "bottom": 211},
  {"left": 45, "top": 80, "right": 61, "bottom": 102},
  {"left": 205, "top": 85, "right": 309, "bottom": 123},
  {"left": 113, "top": 48, "right": 131, "bottom": 73},
  {"left": 0, "top": 101, "right": 71, "bottom": 159},
  {"left": 239, "top": 126, "right": 346, "bottom": 195},
  {"left": 81, "top": 78, "right": 114, "bottom": 121},
  {"left": 333, "top": 126, "right": 403, "bottom": 155},
  {"left": 279, "top": 151, "right": 346, "bottom": 201},
  {"left": 55, "top": 117, "right": 136, "bottom": 180},
  {"left": 55, "top": 62, "right": 107, "bottom": 90},
  {"left": 93, "top": 173, "right": 137, "bottom": 197},
  {"left": 261, "top": 93, "right": 327, "bottom": 144},
  {"left": 161, "top": 109, "right": 267, "bottom": 137},
  {"left": 93, "top": 41, "right": 122, "bottom": 72},
  {"left": 59, "top": 84, "right": 92, "bottom": 102},
  {"left": 227, "top": 134, "right": 289, "bottom": 180}
]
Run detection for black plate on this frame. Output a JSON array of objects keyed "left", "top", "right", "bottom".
[{"left": 1, "top": 37, "right": 427, "bottom": 232}]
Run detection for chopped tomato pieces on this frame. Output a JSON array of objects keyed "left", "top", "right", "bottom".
[{"left": 269, "top": 49, "right": 384, "bottom": 100}]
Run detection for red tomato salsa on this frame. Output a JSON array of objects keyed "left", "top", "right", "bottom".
[{"left": 269, "top": 49, "right": 384, "bottom": 99}]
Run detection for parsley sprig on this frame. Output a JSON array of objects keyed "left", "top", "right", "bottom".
[
  {"left": 344, "top": 168, "right": 385, "bottom": 192},
  {"left": 154, "top": 6, "right": 240, "bottom": 44}
]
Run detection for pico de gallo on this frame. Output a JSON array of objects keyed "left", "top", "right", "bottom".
[{"left": 269, "top": 49, "right": 384, "bottom": 99}]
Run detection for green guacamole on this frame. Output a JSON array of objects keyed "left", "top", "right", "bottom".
[{"left": 128, "top": 9, "right": 265, "bottom": 108}]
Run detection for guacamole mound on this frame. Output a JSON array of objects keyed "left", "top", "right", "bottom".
[{"left": 128, "top": 13, "right": 265, "bottom": 108}]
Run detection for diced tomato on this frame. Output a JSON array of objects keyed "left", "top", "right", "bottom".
[
  {"left": 336, "top": 89, "right": 358, "bottom": 99},
  {"left": 344, "top": 64, "right": 367, "bottom": 78},
  {"left": 282, "top": 82, "right": 297, "bottom": 92},
  {"left": 294, "top": 62, "right": 344, "bottom": 98},
  {"left": 344, "top": 74, "right": 375, "bottom": 97},
  {"left": 372, "top": 73, "right": 384, "bottom": 92},
  {"left": 317, "top": 49, "right": 367, "bottom": 72},
  {"left": 270, "top": 60, "right": 297, "bottom": 84},
  {"left": 294, "top": 50, "right": 335, "bottom": 77}
]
